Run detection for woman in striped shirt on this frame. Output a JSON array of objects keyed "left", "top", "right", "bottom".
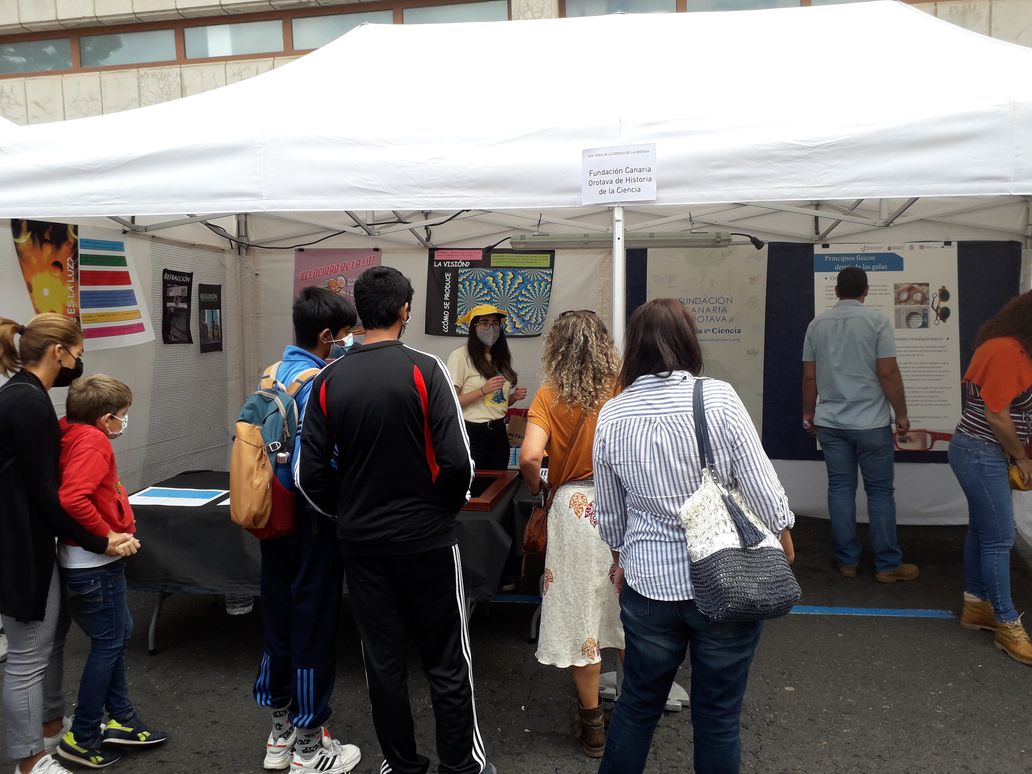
[
  {"left": 594, "top": 299, "right": 795, "bottom": 774},
  {"left": 949, "top": 292, "right": 1032, "bottom": 666}
]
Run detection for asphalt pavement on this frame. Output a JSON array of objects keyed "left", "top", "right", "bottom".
[{"left": 3, "top": 516, "right": 1031, "bottom": 773}]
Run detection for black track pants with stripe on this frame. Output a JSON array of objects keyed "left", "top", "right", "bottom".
[
  {"left": 343, "top": 544, "right": 487, "bottom": 774},
  {"left": 253, "top": 501, "right": 344, "bottom": 730}
]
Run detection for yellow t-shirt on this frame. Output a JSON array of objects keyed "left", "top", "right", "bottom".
[{"left": 446, "top": 345, "right": 510, "bottom": 423}]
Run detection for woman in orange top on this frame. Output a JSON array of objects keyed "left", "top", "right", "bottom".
[
  {"left": 949, "top": 292, "right": 1032, "bottom": 665},
  {"left": 519, "top": 310, "right": 624, "bottom": 758}
]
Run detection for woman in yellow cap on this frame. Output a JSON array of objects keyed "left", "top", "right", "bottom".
[{"left": 446, "top": 304, "right": 527, "bottom": 469}]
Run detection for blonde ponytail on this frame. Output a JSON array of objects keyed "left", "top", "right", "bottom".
[{"left": 0, "top": 313, "right": 83, "bottom": 377}]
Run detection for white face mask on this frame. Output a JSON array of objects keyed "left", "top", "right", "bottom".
[
  {"left": 476, "top": 328, "right": 500, "bottom": 347},
  {"left": 328, "top": 332, "right": 354, "bottom": 360},
  {"left": 106, "top": 413, "right": 128, "bottom": 439}
]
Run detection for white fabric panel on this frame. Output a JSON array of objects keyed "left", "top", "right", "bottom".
[
  {"left": 1, "top": 3, "right": 1032, "bottom": 217},
  {"left": 252, "top": 249, "right": 609, "bottom": 398},
  {"left": 772, "top": 459, "right": 968, "bottom": 526}
]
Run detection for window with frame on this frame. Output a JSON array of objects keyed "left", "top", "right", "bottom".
[
  {"left": 184, "top": 20, "right": 285, "bottom": 60},
  {"left": 0, "top": 38, "right": 72, "bottom": 75},
  {"left": 564, "top": 0, "right": 676, "bottom": 16},
  {"left": 80, "top": 30, "right": 177, "bottom": 68},
  {"left": 292, "top": 11, "right": 395, "bottom": 51},
  {"left": 403, "top": 0, "right": 509, "bottom": 24},
  {"left": 687, "top": 0, "right": 797, "bottom": 10}
]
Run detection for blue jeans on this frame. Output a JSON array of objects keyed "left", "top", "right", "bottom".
[
  {"left": 816, "top": 426, "right": 902, "bottom": 572},
  {"left": 948, "top": 432, "right": 1019, "bottom": 623},
  {"left": 62, "top": 560, "right": 135, "bottom": 747},
  {"left": 598, "top": 584, "right": 762, "bottom": 774}
]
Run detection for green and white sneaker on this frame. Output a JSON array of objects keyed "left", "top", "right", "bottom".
[
  {"left": 57, "top": 731, "right": 123, "bottom": 769},
  {"left": 100, "top": 718, "right": 168, "bottom": 748}
]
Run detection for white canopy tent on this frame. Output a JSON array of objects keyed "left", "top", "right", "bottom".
[{"left": 1, "top": 2, "right": 1031, "bottom": 524}]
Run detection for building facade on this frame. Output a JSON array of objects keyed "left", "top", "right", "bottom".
[{"left": 1, "top": 0, "right": 1031, "bottom": 124}]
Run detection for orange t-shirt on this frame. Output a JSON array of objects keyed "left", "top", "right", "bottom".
[
  {"left": 962, "top": 336, "right": 1032, "bottom": 412},
  {"left": 527, "top": 384, "right": 600, "bottom": 488}
]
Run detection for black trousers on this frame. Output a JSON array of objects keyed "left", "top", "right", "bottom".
[
  {"left": 464, "top": 419, "right": 510, "bottom": 471},
  {"left": 253, "top": 501, "right": 344, "bottom": 730},
  {"left": 342, "top": 544, "right": 487, "bottom": 774}
]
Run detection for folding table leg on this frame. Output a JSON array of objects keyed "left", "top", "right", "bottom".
[{"left": 147, "top": 592, "right": 172, "bottom": 655}]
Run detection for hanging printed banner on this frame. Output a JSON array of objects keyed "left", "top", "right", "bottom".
[
  {"left": 293, "top": 248, "right": 381, "bottom": 329},
  {"left": 198, "top": 283, "right": 223, "bottom": 353},
  {"left": 11, "top": 219, "right": 79, "bottom": 321},
  {"left": 813, "top": 243, "right": 961, "bottom": 450},
  {"left": 10, "top": 220, "right": 153, "bottom": 350},
  {"left": 425, "top": 248, "right": 555, "bottom": 337},
  {"left": 162, "top": 269, "right": 193, "bottom": 344}
]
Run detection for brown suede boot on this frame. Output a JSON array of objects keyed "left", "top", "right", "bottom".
[
  {"left": 995, "top": 619, "right": 1032, "bottom": 665},
  {"left": 577, "top": 704, "right": 605, "bottom": 758},
  {"left": 960, "top": 598, "right": 997, "bottom": 632}
]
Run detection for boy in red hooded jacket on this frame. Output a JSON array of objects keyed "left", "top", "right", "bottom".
[{"left": 56, "top": 374, "right": 166, "bottom": 769}]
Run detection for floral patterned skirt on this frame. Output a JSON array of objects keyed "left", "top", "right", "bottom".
[{"left": 535, "top": 480, "right": 625, "bottom": 668}]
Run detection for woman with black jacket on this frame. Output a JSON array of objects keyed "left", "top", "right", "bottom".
[{"left": 0, "top": 314, "right": 136, "bottom": 774}]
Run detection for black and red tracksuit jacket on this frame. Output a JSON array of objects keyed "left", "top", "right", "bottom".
[{"left": 296, "top": 340, "right": 474, "bottom": 555}]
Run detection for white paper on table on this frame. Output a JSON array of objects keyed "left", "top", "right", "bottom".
[{"left": 128, "top": 487, "right": 228, "bottom": 508}]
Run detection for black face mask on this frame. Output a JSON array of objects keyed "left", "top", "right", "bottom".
[{"left": 54, "top": 355, "right": 84, "bottom": 388}]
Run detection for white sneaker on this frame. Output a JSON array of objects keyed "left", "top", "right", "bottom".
[
  {"left": 264, "top": 727, "right": 296, "bottom": 770},
  {"left": 43, "top": 717, "right": 72, "bottom": 756},
  {"left": 13, "top": 755, "right": 73, "bottom": 774},
  {"left": 290, "top": 728, "right": 360, "bottom": 774}
]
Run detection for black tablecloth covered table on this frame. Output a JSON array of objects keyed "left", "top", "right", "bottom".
[{"left": 126, "top": 471, "right": 516, "bottom": 603}]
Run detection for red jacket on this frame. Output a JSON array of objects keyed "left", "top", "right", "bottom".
[{"left": 58, "top": 419, "right": 135, "bottom": 541}]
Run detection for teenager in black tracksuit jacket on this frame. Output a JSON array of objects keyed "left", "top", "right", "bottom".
[{"left": 296, "top": 267, "right": 493, "bottom": 774}]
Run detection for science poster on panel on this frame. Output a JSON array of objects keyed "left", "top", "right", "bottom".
[
  {"left": 425, "top": 248, "right": 555, "bottom": 337},
  {"left": 292, "top": 248, "right": 381, "bottom": 330},
  {"left": 646, "top": 246, "right": 769, "bottom": 432},
  {"left": 813, "top": 243, "right": 960, "bottom": 451},
  {"left": 161, "top": 269, "right": 193, "bottom": 344},
  {"left": 198, "top": 283, "right": 223, "bottom": 353},
  {"left": 10, "top": 219, "right": 153, "bottom": 350}
]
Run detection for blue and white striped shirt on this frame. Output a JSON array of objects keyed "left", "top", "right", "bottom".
[{"left": 593, "top": 372, "right": 795, "bottom": 601}]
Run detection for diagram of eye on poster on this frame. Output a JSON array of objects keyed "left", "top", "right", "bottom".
[
  {"left": 425, "top": 249, "right": 555, "bottom": 337},
  {"left": 10, "top": 220, "right": 154, "bottom": 350},
  {"left": 198, "top": 284, "right": 222, "bottom": 353},
  {"left": 293, "top": 248, "right": 381, "bottom": 334},
  {"left": 813, "top": 244, "right": 960, "bottom": 453},
  {"left": 162, "top": 269, "right": 193, "bottom": 344},
  {"left": 646, "top": 245, "right": 769, "bottom": 433}
]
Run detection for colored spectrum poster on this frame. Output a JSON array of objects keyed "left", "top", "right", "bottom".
[
  {"left": 198, "top": 283, "right": 223, "bottom": 353},
  {"left": 425, "top": 249, "right": 555, "bottom": 337},
  {"left": 646, "top": 246, "right": 768, "bottom": 432},
  {"left": 162, "top": 269, "right": 193, "bottom": 344},
  {"left": 10, "top": 220, "right": 153, "bottom": 350},
  {"left": 292, "top": 248, "right": 381, "bottom": 329},
  {"left": 11, "top": 219, "right": 79, "bottom": 320},
  {"left": 813, "top": 243, "right": 960, "bottom": 451},
  {"left": 78, "top": 235, "right": 153, "bottom": 350}
]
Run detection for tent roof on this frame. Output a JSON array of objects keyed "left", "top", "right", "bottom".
[{"left": 1, "top": 1, "right": 1031, "bottom": 221}]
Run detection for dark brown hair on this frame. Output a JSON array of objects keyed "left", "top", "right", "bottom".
[
  {"left": 466, "top": 315, "right": 518, "bottom": 384},
  {"left": 617, "top": 299, "right": 703, "bottom": 391},
  {"left": 66, "top": 374, "right": 133, "bottom": 425},
  {"left": 976, "top": 291, "right": 1032, "bottom": 355}
]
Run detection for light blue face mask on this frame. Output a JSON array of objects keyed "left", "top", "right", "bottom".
[{"left": 328, "top": 332, "right": 354, "bottom": 360}]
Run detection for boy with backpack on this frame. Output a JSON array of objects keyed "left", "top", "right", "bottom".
[
  {"left": 245, "top": 286, "right": 361, "bottom": 774},
  {"left": 55, "top": 374, "right": 165, "bottom": 769}
]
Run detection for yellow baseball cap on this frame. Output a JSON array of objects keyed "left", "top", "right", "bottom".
[{"left": 457, "top": 304, "right": 507, "bottom": 325}]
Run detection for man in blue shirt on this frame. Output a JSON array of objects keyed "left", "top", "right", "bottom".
[
  {"left": 252, "top": 286, "right": 361, "bottom": 774},
  {"left": 802, "top": 267, "right": 919, "bottom": 583}
]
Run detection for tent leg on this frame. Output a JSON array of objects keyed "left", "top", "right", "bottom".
[{"left": 612, "top": 206, "right": 626, "bottom": 351}]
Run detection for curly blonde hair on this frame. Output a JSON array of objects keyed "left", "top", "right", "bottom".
[{"left": 541, "top": 311, "right": 619, "bottom": 412}]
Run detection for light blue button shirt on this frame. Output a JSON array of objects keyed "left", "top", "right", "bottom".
[{"left": 802, "top": 300, "right": 896, "bottom": 429}]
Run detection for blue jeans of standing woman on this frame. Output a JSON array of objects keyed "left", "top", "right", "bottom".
[
  {"left": 598, "top": 584, "right": 762, "bottom": 774},
  {"left": 62, "top": 560, "right": 135, "bottom": 747},
  {"left": 816, "top": 426, "right": 903, "bottom": 572},
  {"left": 948, "top": 432, "right": 1019, "bottom": 623}
]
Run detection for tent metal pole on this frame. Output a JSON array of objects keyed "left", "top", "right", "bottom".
[{"left": 612, "top": 205, "right": 626, "bottom": 352}]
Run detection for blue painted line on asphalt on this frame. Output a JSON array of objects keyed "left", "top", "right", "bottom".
[{"left": 790, "top": 605, "right": 955, "bottom": 619}]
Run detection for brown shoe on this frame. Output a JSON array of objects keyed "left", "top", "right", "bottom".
[
  {"left": 837, "top": 563, "right": 858, "bottom": 578},
  {"left": 576, "top": 704, "right": 605, "bottom": 758},
  {"left": 960, "top": 598, "right": 997, "bottom": 632},
  {"left": 995, "top": 619, "right": 1032, "bottom": 665},
  {"left": 875, "top": 563, "right": 919, "bottom": 583}
]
